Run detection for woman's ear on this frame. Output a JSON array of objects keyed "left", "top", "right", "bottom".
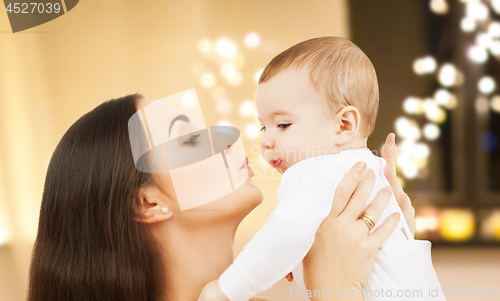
[
  {"left": 134, "top": 185, "right": 173, "bottom": 224},
  {"left": 334, "top": 106, "right": 361, "bottom": 146}
]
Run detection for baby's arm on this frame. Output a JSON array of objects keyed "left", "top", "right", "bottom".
[{"left": 217, "top": 173, "right": 338, "bottom": 301}]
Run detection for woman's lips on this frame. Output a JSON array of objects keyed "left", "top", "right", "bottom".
[{"left": 240, "top": 156, "right": 254, "bottom": 176}]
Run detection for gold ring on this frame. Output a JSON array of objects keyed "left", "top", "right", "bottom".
[{"left": 358, "top": 214, "right": 375, "bottom": 231}]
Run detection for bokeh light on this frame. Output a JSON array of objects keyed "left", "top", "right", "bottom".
[
  {"left": 488, "top": 22, "right": 500, "bottom": 38},
  {"left": 216, "top": 98, "right": 232, "bottom": 115},
  {"left": 244, "top": 32, "right": 261, "bottom": 48},
  {"left": 490, "top": 95, "right": 500, "bottom": 113},
  {"left": 493, "top": 0, "right": 500, "bottom": 14},
  {"left": 200, "top": 72, "right": 217, "bottom": 88},
  {"left": 215, "top": 38, "right": 238, "bottom": 58},
  {"left": 478, "top": 76, "right": 496, "bottom": 94},
  {"left": 440, "top": 209, "right": 475, "bottom": 241},
  {"left": 466, "top": 1, "right": 489, "bottom": 20},
  {"left": 245, "top": 123, "right": 261, "bottom": 139},
  {"left": 476, "top": 32, "right": 493, "bottom": 48},
  {"left": 239, "top": 100, "right": 256, "bottom": 117},
  {"left": 220, "top": 62, "right": 243, "bottom": 86},
  {"left": 403, "top": 97, "right": 423, "bottom": 114},
  {"left": 0, "top": 229, "right": 10, "bottom": 246},
  {"left": 480, "top": 209, "right": 500, "bottom": 240},
  {"left": 490, "top": 40, "right": 500, "bottom": 56},
  {"left": 430, "top": 0, "right": 449, "bottom": 15},
  {"left": 424, "top": 98, "right": 447, "bottom": 123},
  {"left": 398, "top": 154, "right": 418, "bottom": 179},
  {"left": 415, "top": 206, "right": 441, "bottom": 239},
  {"left": 461, "top": 17, "right": 476, "bottom": 32},
  {"left": 423, "top": 123, "right": 441, "bottom": 140},
  {"left": 217, "top": 120, "right": 232, "bottom": 127},
  {"left": 395, "top": 117, "right": 421, "bottom": 141},
  {"left": 476, "top": 96, "right": 490, "bottom": 114},
  {"left": 413, "top": 56, "right": 437, "bottom": 75},
  {"left": 468, "top": 45, "right": 488, "bottom": 63},
  {"left": 231, "top": 54, "right": 246, "bottom": 69},
  {"left": 413, "top": 143, "right": 430, "bottom": 159},
  {"left": 181, "top": 90, "right": 197, "bottom": 108},
  {"left": 435, "top": 88, "right": 458, "bottom": 109},
  {"left": 438, "top": 63, "right": 458, "bottom": 86}
]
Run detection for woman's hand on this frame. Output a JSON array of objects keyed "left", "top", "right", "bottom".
[
  {"left": 302, "top": 162, "right": 401, "bottom": 300},
  {"left": 382, "top": 133, "right": 416, "bottom": 237}
]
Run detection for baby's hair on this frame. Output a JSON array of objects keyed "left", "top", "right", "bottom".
[{"left": 259, "top": 36, "right": 379, "bottom": 137}]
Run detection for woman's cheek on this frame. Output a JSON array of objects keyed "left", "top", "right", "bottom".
[{"left": 168, "top": 154, "right": 234, "bottom": 211}]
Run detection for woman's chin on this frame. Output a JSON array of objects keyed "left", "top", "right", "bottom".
[
  {"left": 241, "top": 177, "right": 264, "bottom": 204},
  {"left": 226, "top": 179, "right": 263, "bottom": 217},
  {"left": 179, "top": 179, "right": 263, "bottom": 222}
]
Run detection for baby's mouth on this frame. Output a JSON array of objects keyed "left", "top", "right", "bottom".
[{"left": 270, "top": 159, "right": 283, "bottom": 170}]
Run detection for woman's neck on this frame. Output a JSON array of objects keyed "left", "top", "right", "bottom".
[{"left": 158, "top": 219, "right": 240, "bottom": 300}]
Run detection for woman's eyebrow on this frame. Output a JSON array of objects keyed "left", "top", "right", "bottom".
[{"left": 169, "top": 114, "right": 190, "bottom": 136}]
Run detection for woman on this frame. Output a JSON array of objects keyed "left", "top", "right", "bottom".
[{"left": 27, "top": 93, "right": 414, "bottom": 301}]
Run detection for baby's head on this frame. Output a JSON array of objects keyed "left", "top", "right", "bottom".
[{"left": 256, "top": 36, "right": 379, "bottom": 174}]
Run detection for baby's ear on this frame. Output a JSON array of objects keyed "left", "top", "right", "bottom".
[{"left": 334, "top": 106, "right": 361, "bottom": 145}]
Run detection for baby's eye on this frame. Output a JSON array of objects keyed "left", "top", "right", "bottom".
[
  {"left": 277, "top": 123, "right": 291, "bottom": 130},
  {"left": 259, "top": 126, "right": 266, "bottom": 132},
  {"left": 183, "top": 133, "right": 201, "bottom": 146}
]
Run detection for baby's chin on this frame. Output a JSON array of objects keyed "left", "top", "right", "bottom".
[
  {"left": 266, "top": 161, "right": 286, "bottom": 175},
  {"left": 276, "top": 161, "right": 290, "bottom": 175},
  {"left": 267, "top": 159, "right": 299, "bottom": 175}
]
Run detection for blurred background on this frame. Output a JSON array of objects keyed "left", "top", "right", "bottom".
[{"left": 0, "top": 0, "right": 499, "bottom": 300}]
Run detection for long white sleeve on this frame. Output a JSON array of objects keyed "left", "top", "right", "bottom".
[
  {"left": 218, "top": 164, "right": 339, "bottom": 301},
  {"left": 218, "top": 149, "right": 428, "bottom": 301}
]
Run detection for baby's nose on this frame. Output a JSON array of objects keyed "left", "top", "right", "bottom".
[{"left": 260, "top": 136, "right": 274, "bottom": 149}]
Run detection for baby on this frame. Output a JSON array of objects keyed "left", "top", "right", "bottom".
[{"left": 200, "top": 37, "right": 445, "bottom": 301}]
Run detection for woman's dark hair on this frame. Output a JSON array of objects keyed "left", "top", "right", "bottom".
[{"left": 27, "top": 94, "right": 165, "bottom": 301}]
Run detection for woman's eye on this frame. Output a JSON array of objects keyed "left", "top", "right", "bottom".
[
  {"left": 278, "top": 123, "right": 291, "bottom": 130},
  {"left": 183, "top": 134, "right": 201, "bottom": 146},
  {"left": 259, "top": 126, "right": 266, "bottom": 132}
]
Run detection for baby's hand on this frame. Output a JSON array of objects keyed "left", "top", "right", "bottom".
[{"left": 197, "top": 280, "right": 230, "bottom": 301}]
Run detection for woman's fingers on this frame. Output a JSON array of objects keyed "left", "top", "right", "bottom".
[
  {"left": 328, "top": 161, "right": 367, "bottom": 218},
  {"left": 382, "top": 133, "right": 417, "bottom": 238},
  {"left": 398, "top": 193, "right": 416, "bottom": 237},
  {"left": 357, "top": 186, "right": 393, "bottom": 229},
  {"left": 341, "top": 169, "right": 376, "bottom": 220},
  {"left": 382, "top": 133, "right": 405, "bottom": 201},
  {"left": 369, "top": 211, "right": 401, "bottom": 248}
]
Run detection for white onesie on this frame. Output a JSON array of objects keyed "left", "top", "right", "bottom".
[{"left": 219, "top": 149, "right": 446, "bottom": 301}]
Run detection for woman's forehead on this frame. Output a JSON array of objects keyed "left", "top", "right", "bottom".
[
  {"left": 137, "top": 98, "right": 184, "bottom": 133},
  {"left": 138, "top": 98, "right": 182, "bottom": 118}
]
